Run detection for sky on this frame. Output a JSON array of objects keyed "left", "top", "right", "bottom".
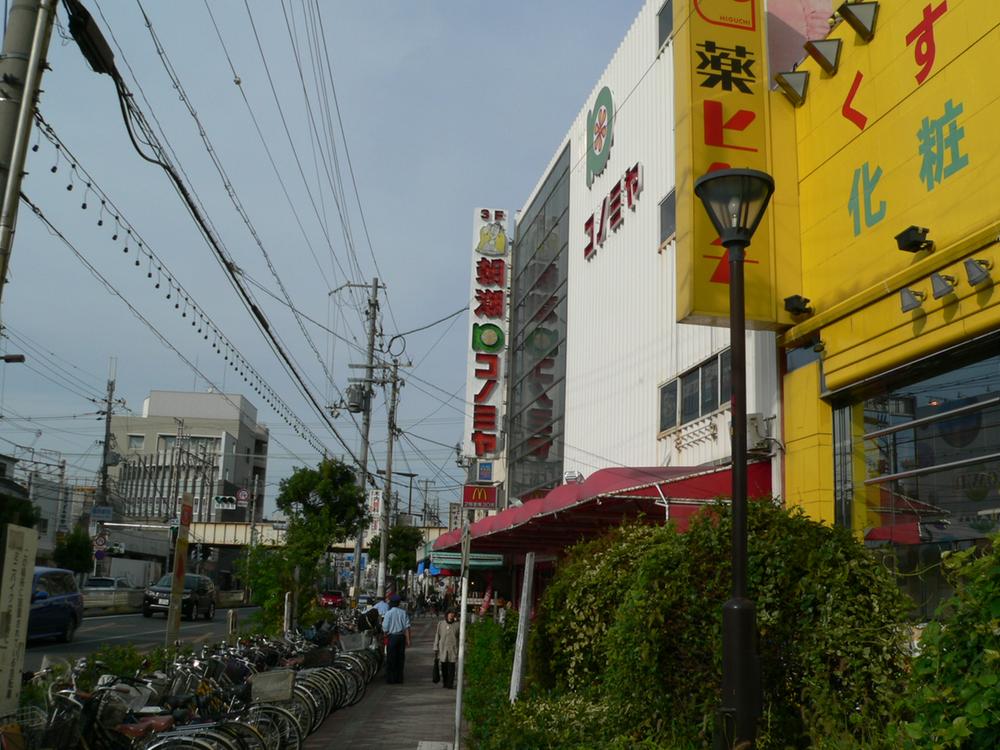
[{"left": 0, "top": 0, "right": 644, "bottom": 518}]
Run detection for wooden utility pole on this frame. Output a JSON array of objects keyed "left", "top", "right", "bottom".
[{"left": 376, "top": 359, "right": 401, "bottom": 597}]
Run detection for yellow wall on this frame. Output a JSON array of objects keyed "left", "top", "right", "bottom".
[
  {"left": 778, "top": 1, "right": 1000, "bottom": 526},
  {"left": 782, "top": 361, "right": 833, "bottom": 524}
]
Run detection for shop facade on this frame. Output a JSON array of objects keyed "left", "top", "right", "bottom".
[{"left": 778, "top": 0, "right": 1000, "bottom": 617}]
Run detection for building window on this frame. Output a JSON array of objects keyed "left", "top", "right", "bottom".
[
  {"left": 659, "top": 189, "right": 676, "bottom": 244},
  {"left": 658, "top": 349, "right": 731, "bottom": 433},
  {"left": 832, "top": 340, "right": 1000, "bottom": 619},
  {"left": 659, "top": 380, "right": 677, "bottom": 432},
  {"left": 657, "top": 0, "right": 674, "bottom": 49},
  {"left": 127, "top": 435, "right": 144, "bottom": 452}
]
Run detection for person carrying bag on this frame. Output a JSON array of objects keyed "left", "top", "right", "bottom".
[{"left": 432, "top": 609, "right": 460, "bottom": 689}]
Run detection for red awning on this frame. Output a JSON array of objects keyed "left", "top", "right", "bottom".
[{"left": 433, "top": 462, "right": 771, "bottom": 555}]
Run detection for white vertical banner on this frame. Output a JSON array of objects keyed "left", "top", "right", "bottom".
[
  {"left": 463, "top": 208, "right": 511, "bottom": 486},
  {"left": 368, "top": 489, "right": 383, "bottom": 535},
  {"left": 0, "top": 524, "right": 39, "bottom": 716}
]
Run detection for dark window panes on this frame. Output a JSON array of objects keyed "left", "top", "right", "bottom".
[
  {"left": 720, "top": 349, "right": 732, "bottom": 404},
  {"left": 701, "top": 358, "right": 719, "bottom": 415},
  {"left": 681, "top": 370, "right": 700, "bottom": 424},
  {"left": 658, "top": 0, "right": 674, "bottom": 49},
  {"left": 659, "top": 380, "right": 678, "bottom": 432},
  {"left": 659, "top": 190, "right": 676, "bottom": 244}
]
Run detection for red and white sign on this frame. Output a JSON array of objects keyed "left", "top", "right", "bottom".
[
  {"left": 465, "top": 208, "right": 510, "bottom": 459},
  {"left": 462, "top": 484, "right": 498, "bottom": 509},
  {"left": 584, "top": 162, "right": 643, "bottom": 261}
]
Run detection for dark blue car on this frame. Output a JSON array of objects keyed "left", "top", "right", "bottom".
[{"left": 27, "top": 566, "right": 84, "bottom": 642}]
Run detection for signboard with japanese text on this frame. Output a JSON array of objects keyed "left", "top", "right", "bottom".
[
  {"left": 462, "top": 484, "right": 498, "bottom": 509},
  {"left": 0, "top": 524, "right": 38, "bottom": 715},
  {"left": 793, "top": 0, "right": 1000, "bottom": 313},
  {"left": 464, "top": 208, "right": 511, "bottom": 462},
  {"left": 674, "top": 0, "right": 782, "bottom": 327},
  {"left": 368, "top": 489, "right": 383, "bottom": 534}
]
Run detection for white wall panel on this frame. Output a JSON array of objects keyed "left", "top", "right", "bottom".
[{"left": 513, "top": 0, "right": 781, "bottom": 487}]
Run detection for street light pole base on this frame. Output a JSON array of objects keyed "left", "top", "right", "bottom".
[{"left": 716, "top": 596, "right": 760, "bottom": 749}]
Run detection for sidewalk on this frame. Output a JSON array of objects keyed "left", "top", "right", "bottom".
[{"left": 305, "top": 615, "right": 462, "bottom": 750}]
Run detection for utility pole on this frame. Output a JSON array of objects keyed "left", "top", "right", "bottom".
[
  {"left": 98, "top": 376, "right": 116, "bottom": 507},
  {"left": 420, "top": 479, "right": 436, "bottom": 526},
  {"left": 377, "top": 359, "right": 401, "bottom": 597},
  {"left": 346, "top": 277, "right": 379, "bottom": 602},
  {"left": 0, "top": 0, "right": 55, "bottom": 305}
]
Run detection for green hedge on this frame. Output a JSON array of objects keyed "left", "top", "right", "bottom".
[{"left": 466, "top": 502, "right": 914, "bottom": 749}]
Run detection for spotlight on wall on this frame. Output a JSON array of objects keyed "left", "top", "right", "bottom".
[
  {"left": 783, "top": 294, "right": 813, "bottom": 316},
  {"left": 775, "top": 71, "right": 809, "bottom": 106},
  {"left": 803, "top": 38, "right": 842, "bottom": 75},
  {"left": 900, "top": 287, "right": 926, "bottom": 313},
  {"left": 964, "top": 258, "right": 993, "bottom": 286},
  {"left": 837, "top": 1, "right": 879, "bottom": 42},
  {"left": 930, "top": 273, "right": 957, "bottom": 299},
  {"left": 895, "top": 225, "right": 933, "bottom": 252}
]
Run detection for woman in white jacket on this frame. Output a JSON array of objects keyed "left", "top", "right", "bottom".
[{"left": 433, "top": 609, "right": 460, "bottom": 689}]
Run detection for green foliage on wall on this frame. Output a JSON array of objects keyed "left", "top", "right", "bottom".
[
  {"left": 897, "top": 541, "right": 1000, "bottom": 749},
  {"left": 53, "top": 525, "right": 95, "bottom": 574}
]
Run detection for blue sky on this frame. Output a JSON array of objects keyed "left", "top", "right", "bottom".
[{"left": 1, "top": 0, "right": 642, "bottom": 516}]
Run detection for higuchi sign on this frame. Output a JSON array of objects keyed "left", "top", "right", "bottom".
[{"left": 465, "top": 208, "right": 510, "bottom": 459}]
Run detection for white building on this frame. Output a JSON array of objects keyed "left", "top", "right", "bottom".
[{"left": 503, "top": 0, "right": 781, "bottom": 504}]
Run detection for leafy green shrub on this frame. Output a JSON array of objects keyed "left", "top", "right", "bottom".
[
  {"left": 465, "top": 617, "right": 518, "bottom": 748},
  {"left": 898, "top": 540, "right": 1000, "bottom": 749},
  {"left": 602, "top": 502, "right": 911, "bottom": 749},
  {"left": 529, "top": 522, "right": 660, "bottom": 691}
]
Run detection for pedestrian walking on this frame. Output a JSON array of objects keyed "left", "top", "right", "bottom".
[
  {"left": 433, "top": 609, "right": 460, "bottom": 689},
  {"left": 382, "top": 594, "right": 411, "bottom": 684}
]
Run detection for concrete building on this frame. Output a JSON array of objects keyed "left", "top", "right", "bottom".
[{"left": 109, "top": 390, "right": 268, "bottom": 524}]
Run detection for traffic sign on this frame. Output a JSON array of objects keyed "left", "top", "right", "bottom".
[
  {"left": 236, "top": 488, "right": 250, "bottom": 502},
  {"left": 93, "top": 533, "right": 108, "bottom": 549}
]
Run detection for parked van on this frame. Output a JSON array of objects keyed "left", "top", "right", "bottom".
[{"left": 27, "top": 566, "right": 84, "bottom": 643}]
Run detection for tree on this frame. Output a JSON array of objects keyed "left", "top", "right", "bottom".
[
  {"left": 0, "top": 492, "right": 39, "bottom": 528},
  {"left": 53, "top": 525, "right": 94, "bottom": 574},
  {"left": 367, "top": 525, "right": 425, "bottom": 578},
  {"left": 242, "top": 458, "right": 367, "bottom": 632},
  {"left": 276, "top": 458, "right": 365, "bottom": 527}
]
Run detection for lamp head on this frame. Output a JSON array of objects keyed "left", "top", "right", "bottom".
[
  {"left": 895, "top": 225, "right": 933, "bottom": 252},
  {"left": 694, "top": 168, "right": 775, "bottom": 246},
  {"left": 783, "top": 294, "right": 813, "bottom": 316},
  {"left": 900, "top": 287, "right": 926, "bottom": 313},
  {"left": 930, "top": 273, "right": 957, "bottom": 300},
  {"left": 964, "top": 258, "right": 993, "bottom": 286}
]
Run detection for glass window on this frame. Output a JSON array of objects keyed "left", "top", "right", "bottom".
[
  {"left": 127, "top": 435, "right": 144, "bottom": 451},
  {"left": 657, "top": 0, "right": 674, "bottom": 49},
  {"left": 680, "top": 370, "right": 700, "bottom": 423},
  {"left": 659, "top": 380, "right": 677, "bottom": 432},
  {"left": 158, "top": 435, "right": 176, "bottom": 452},
  {"left": 720, "top": 349, "right": 731, "bottom": 404},
  {"left": 834, "top": 345, "right": 1000, "bottom": 619},
  {"left": 659, "top": 190, "right": 676, "bottom": 244},
  {"left": 700, "top": 358, "right": 719, "bottom": 415}
]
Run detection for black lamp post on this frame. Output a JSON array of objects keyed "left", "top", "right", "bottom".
[{"left": 694, "top": 167, "right": 775, "bottom": 750}]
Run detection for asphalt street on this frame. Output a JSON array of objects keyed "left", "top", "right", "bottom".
[{"left": 22, "top": 607, "right": 260, "bottom": 672}]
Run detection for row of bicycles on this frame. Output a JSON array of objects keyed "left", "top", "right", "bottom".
[{"left": 2, "top": 623, "right": 383, "bottom": 750}]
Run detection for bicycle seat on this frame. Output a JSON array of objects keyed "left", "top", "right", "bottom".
[{"left": 114, "top": 715, "right": 175, "bottom": 738}]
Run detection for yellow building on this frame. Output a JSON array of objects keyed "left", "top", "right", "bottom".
[{"left": 774, "top": 0, "right": 1000, "bottom": 618}]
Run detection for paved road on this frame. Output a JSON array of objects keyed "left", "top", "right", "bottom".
[{"left": 22, "top": 607, "right": 259, "bottom": 671}]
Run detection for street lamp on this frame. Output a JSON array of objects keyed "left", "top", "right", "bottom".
[{"left": 694, "top": 167, "right": 774, "bottom": 750}]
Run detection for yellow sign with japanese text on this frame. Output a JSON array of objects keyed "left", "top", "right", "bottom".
[
  {"left": 795, "top": 0, "right": 1000, "bottom": 313},
  {"left": 674, "top": 0, "right": 787, "bottom": 328}
]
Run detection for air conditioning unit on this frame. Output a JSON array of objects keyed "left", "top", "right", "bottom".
[
  {"left": 563, "top": 470, "right": 584, "bottom": 484},
  {"left": 747, "top": 413, "right": 769, "bottom": 451}
]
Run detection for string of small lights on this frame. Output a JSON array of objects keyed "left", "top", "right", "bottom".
[{"left": 30, "top": 114, "right": 330, "bottom": 456}]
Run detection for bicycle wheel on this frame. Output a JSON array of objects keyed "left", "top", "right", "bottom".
[
  {"left": 282, "top": 688, "right": 315, "bottom": 737},
  {"left": 190, "top": 728, "right": 241, "bottom": 750},
  {"left": 214, "top": 721, "right": 266, "bottom": 750},
  {"left": 144, "top": 736, "right": 218, "bottom": 750},
  {"left": 242, "top": 705, "right": 302, "bottom": 750}
]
